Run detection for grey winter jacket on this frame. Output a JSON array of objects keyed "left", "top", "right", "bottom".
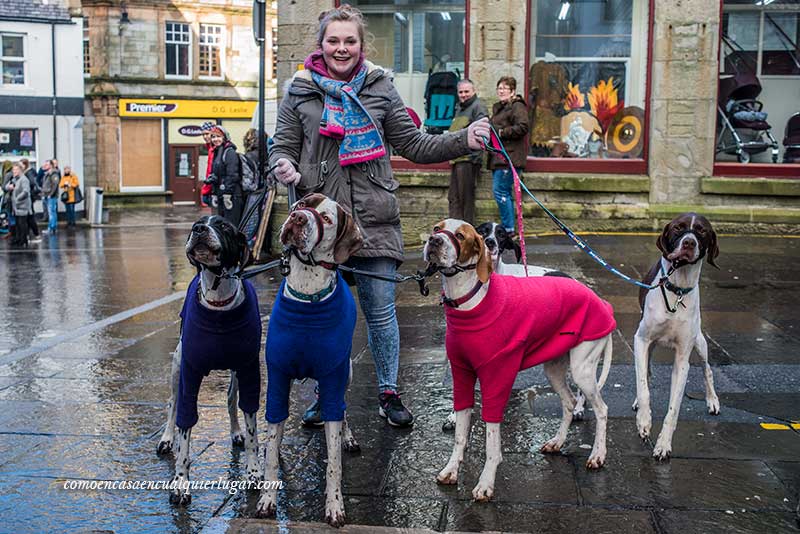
[
  {"left": 448, "top": 95, "right": 488, "bottom": 165},
  {"left": 5, "top": 175, "right": 31, "bottom": 216},
  {"left": 270, "top": 61, "right": 472, "bottom": 263}
]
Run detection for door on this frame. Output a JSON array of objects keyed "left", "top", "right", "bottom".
[{"left": 169, "top": 145, "right": 200, "bottom": 204}]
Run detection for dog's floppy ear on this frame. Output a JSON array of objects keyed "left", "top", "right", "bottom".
[
  {"left": 707, "top": 229, "right": 720, "bottom": 269},
  {"left": 237, "top": 231, "right": 253, "bottom": 270},
  {"left": 333, "top": 205, "right": 363, "bottom": 264},
  {"left": 656, "top": 221, "right": 672, "bottom": 256},
  {"left": 475, "top": 233, "right": 492, "bottom": 283}
]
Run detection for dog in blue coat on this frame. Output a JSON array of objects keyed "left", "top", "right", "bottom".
[
  {"left": 255, "top": 193, "right": 363, "bottom": 528},
  {"left": 158, "top": 215, "right": 261, "bottom": 505}
]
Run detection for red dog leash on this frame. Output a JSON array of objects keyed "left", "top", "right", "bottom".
[{"left": 485, "top": 127, "right": 528, "bottom": 275}]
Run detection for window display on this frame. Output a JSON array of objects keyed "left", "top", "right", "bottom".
[
  {"left": 527, "top": 0, "right": 649, "bottom": 161},
  {"left": 718, "top": 1, "right": 800, "bottom": 164}
]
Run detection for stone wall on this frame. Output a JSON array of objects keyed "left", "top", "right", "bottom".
[
  {"left": 275, "top": 0, "right": 334, "bottom": 95},
  {"left": 648, "top": 1, "right": 720, "bottom": 204}
]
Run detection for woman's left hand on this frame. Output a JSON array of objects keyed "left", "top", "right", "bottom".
[{"left": 467, "top": 118, "right": 491, "bottom": 150}]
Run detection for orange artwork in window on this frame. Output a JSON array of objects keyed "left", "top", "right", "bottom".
[
  {"left": 588, "top": 77, "right": 624, "bottom": 136},
  {"left": 563, "top": 82, "right": 585, "bottom": 112}
]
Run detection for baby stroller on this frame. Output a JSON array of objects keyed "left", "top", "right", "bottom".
[
  {"left": 423, "top": 70, "right": 459, "bottom": 134},
  {"left": 783, "top": 112, "right": 800, "bottom": 163},
  {"left": 716, "top": 72, "right": 780, "bottom": 163}
]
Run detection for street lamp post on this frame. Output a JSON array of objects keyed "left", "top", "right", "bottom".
[{"left": 253, "top": 0, "right": 267, "bottom": 191}]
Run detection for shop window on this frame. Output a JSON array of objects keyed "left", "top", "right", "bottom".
[
  {"left": 165, "top": 22, "right": 191, "bottom": 78},
  {"left": 343, "top": 1, "right": 466, "bottom": 136},
  {"left": 717, "top": 1, "right": 800, "bottom": 167},
  {"left": 199, "top": 24, "right": 223, "bottom": 79},
  {"left": 0, "top": 128, "right": 37, "bottom": 164},
  {"left": 1, "top": 33, "right": 25, "bottom": 85},
  {"left": 83, "top": 18, "right": 91, "bottom": 76},
  {"left": 270, "top": 22, "right": 278, "bottom": 81},
  {"left": 526, "top": 0, "right": 650, "bottom": 168}
]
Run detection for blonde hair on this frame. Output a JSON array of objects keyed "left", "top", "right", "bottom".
[{"left": 317, "top": 5, "right": 366, "bottom": 49}]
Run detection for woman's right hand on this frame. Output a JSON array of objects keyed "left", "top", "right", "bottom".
[{"left": 274, "top": 158, "right": 302, "bottom": 186}]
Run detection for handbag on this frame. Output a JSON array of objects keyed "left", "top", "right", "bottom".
[
  {"left": 60, "top": 191, "right": 69, "bottom": 203},
  {"left": 73, "top": 186, "right": 83, "bottom": 204}
]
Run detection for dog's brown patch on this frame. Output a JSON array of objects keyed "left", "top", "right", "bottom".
[{"left": 457, "top": 223, "right": 492, "bottom": 283}]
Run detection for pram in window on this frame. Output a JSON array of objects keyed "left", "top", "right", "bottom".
[
  {"left": 716, "top": 72, "right": 780, "bottom": 164},
  {"left": 783, "top": 112, "right": 800, "bottom": 164},
  {"left": 423, "top": 70, "right": 459, "bottom": 135}
]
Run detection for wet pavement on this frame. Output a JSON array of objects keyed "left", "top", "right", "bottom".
[{"left": 0, "top": 206, "right": 799, "bottom": 533}]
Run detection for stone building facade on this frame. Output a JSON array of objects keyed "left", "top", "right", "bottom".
[
  {"left": 81, "top": 0, "right": 277, "bottom": 204},
  {"left": 274, "top": 0, "right": 800, "bottom": 238}
]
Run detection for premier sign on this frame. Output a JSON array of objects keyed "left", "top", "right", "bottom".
[{"left": 126, "top": 102, "right": 178, "bottom": 114}]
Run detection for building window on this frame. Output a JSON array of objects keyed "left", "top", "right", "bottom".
[
  {"left": 83, "top": 18, "right": 91, "bottom": 76},
  {"left": 344, "top": 1, "right": 467, "bottom": 135},
  {"left": 199, "top": 24, "right": 223, "bottom": 78},
  {"left": 165, "top": 22, "right": 191, "bottom": 77},
  {"left": 717, "top": 0, "right": 799, "bottom": 166},
  {"left": 527, "top": 0, "right": 650, "bottom": 165},
  {"left": 1, "top": 33, "right": 25, "bottom": 85}
]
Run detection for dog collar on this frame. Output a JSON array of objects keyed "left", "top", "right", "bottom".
[
  {"left": 285, "top": 277, "right": 336, "bottom": 303},
  {"left": 291, "top": 247, "right": 338, "bottom": 271},
  {"left": 441, "top": 279, "right": 483, "bottom": 308},
  {"left": 659, "top": 263, "right": 693, "bottom": 313},
  {"left": 200, "top": 285, "right": 239, "bottom": 308}
]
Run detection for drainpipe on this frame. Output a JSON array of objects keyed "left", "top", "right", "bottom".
[{"left": 51, "top": 22, "right": 57, "bottom": 158}]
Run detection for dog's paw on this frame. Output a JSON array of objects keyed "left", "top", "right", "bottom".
[
  {"left": 441, "top": 412, "right": 456, "bottom": 432},
  {"left": 471, "top": 481, "right": 494, "bottom": 502},
  {"left": 636, "top": 411, "right": 652, "bottom": 441},
  {"left": 540, "top": 438, "right": 563, "bottom": 454},
  {"left": 631, "top": 398, "right": 638, "bottom": 411},
  {"left": 586, "top": 449, "right": 606, "bottom": 470},
  {"left": 325, "top": 508, "right": 346, "bottom": 528},
  {"left": 168, "top": 476, "right": 191, "bottom": 506},
  {"left": 436, "top": 463, "right": 459, "bottom": 485},
  {"left": 572, "top": 407, "right": 585, "bottom": 421},
  {"left": 254, "top": 491, "right": 277, "bottom": 518},
  {"left": 707, "top": 395, "right": 720, "bottom": 415},
  {"left": 231, "top": 432, "right": 245, "bottom": 448},
  {"left": 342, "top": 436, "right": 361, "bottom": 453},
  {"left": 652, "top": 435, "right": 672, "bottom": 461},
  {"left": 156, "top": 440, "right": 173, "bottom": 455}
]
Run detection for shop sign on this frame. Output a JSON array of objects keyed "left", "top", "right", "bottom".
[
  {"left": 178, "top": 125, "right": 204, "bottom": 137},
  {"left": 120, "top": 99, "right": 257, "bottom": 118}
]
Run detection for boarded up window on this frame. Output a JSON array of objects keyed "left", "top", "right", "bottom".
[{"left": 121, "top": 119, "right": 162, "bottom": 187}]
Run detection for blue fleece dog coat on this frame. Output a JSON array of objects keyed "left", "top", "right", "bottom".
[
  {"left": 176, "top": 275, "right": 262, "bottom": 429},
  {"left": 265, "top": 273, "right": 356, "bottom": 423}
]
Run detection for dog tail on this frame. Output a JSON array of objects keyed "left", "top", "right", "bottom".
[{"left": 596, "top": 335, "right": 613, "bottom": 391}]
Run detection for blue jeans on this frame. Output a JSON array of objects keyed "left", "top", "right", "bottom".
[
  {"left": 346, "top": 256, "right": 400, "bottom": 394},
  {"left": 47, "top": 198, "right": 58, "bottom": 231},
  {"left": 65, "top": 203, "right": 76, "bottom": 225},
  {"left": 492, "top": 168, "right": 520, "bottom": 233}
]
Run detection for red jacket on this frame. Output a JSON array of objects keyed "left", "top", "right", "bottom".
[
  {"left": 200, "top": 144, "right": 215, "bottom": 198},
  {"left": 445, "top": 274, "right": 616, "bottom": 422}
]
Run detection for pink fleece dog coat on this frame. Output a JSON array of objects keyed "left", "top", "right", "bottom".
[{"left": 445, "top": 273, "right": 616, "bottom": 423}]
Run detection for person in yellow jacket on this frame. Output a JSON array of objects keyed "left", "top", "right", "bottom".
[{"left": 59, "top": 166, "right": 80, "bottom": 227}]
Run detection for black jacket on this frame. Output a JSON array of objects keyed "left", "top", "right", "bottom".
[{"left": 211, "top": 142, "right": 241, "bottom": 195}]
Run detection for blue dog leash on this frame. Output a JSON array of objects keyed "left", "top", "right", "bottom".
[{"left": 481, "top": 129, "right": 667, "bottom": 291}]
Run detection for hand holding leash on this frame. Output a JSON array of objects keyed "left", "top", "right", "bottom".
[
  {"left": 274, "top": 158, "right": 302, "bottom": 186},
  {"left": 467, "top": 118, "right": 491, "bottom": 150}
]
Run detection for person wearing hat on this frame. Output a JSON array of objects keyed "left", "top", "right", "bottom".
[
  {"left": 200, "top": 121, "right": 216, "bottom": 207},
  {"left": 206, "top": 126, "right": 244, "bottom": 226}
]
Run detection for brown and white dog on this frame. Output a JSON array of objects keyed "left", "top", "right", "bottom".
[
  {"left": 633, "top": 213, "right": 720, "bottom": 460},
  {"left": 425, "top": 219, "right": 615, "bottom": 501},
  {"left": 255, "top": 193, "right": 363, "bottom": 527}
]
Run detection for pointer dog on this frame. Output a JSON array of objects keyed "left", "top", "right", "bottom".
[
  {"left": 158, "top": 215, "right": 261, "bottom": 505},
  {"left": 441, "top": 222, "right": 585, "bottom": 431},
  {"left": 255, "top": 193, "right": 363, "bottom": 528},
  {"left": 425, "top": 219, "right": 616, "bottom": 501},
  {"left": 633, "top": 213, "right": 720, "bottom": 460}
]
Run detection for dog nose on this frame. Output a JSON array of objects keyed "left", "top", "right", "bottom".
[
  {"left": 485, "top": 238, "right": 496, "bottom": 249},
  {"left": 428, "top": 234, "right": 442, "bottom": 246},
  {"left": 192, "top": 223, "right": 208, "bottom": 235},
  {"left": 289, "top": 211, "right": 308, "bottom": 225},
  {"left": 682, "top": 238, "right": 696, "bottom": 250}
]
